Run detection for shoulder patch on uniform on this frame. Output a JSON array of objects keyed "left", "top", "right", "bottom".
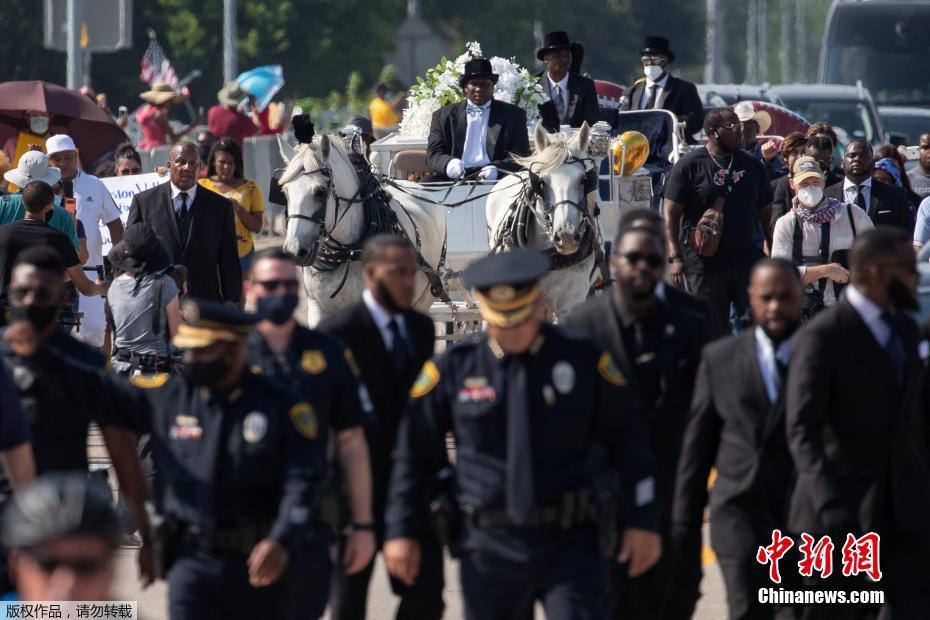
[
  {"left": 343, "top": 348, "right": 361, "bottom": 378},
  {"left": 409, "top": 360, "right": 440, "bottom": 399},
  {"left": 289, "top": 402, "right": 318, "bottom": 439},
  {"left": 129, "top": 373, "right": 170, "bottom": 389},
  {"left": 597, "top": 352, "right": 627, "bottom": 387},
  {"left": 301, "top": 350, "right": 327, "bottom": 374}
]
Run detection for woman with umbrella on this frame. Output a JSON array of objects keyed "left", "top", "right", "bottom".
[{"left": 136, "top": 83, "right": 200, "bottom": 150}]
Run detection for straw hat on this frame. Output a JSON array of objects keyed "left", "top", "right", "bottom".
[{"left": 140, "top": 83, "right": 183, "bottom": 106}]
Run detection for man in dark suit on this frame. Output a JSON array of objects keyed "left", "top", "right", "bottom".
[
  {"left": 425, "top": 58, "right": 530, "bottom": 182},
  {"left": 319, "top": 234, "right": 442, "bottom": 620},
  {"left": 127, "top": 141, "right": 241, "bottom": 303},
  {"left": 673, "top": 258, "right": 803, "bottom": 620},
  {"left": 564, "top": 224, "right": 705, "bottom": 620},
  {"left": 824, "top": 139, "right": 912, "bottom": 232},
  {"left": 535, "top": 31, "right": 599, "bottom": 131},
  {"left": 786, "top": 227, "right": 930, "bottom": 617},
  {"left": 620, "top": 36, "right": 704, "bottom": 144}
]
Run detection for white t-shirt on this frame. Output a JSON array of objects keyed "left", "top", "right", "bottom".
[{"left": 73, "top": 171, "right": 122, "bottom": 265}]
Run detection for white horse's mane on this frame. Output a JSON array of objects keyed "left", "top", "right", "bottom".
[
  {"left": 279, "top": 137, "right": 358, "bottom": 187},
  {"left": 512, "top": 134, "right": 578, "bottom": 175}
]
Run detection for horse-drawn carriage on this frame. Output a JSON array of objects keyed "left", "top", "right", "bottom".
[{"left": 277, "top": 109, "right": 684, "bottom": 339}]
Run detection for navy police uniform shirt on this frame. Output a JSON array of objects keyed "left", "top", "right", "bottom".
[
  {"left": 0, "top": 361, "right": 28, "bottom": 450},
  {"left": 126, "top": 369, "right": 326, "bottom": 552},
  {"left": 246, "top": 325, "right": 369, "bottom": 445},
  {"left": 385, "top": 324, "right": 659, "bottom": 546}
]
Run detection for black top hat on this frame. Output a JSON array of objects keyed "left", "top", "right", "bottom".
[
  {"left": 640, "top": 36, "right": 675, "bottom": 62},
  {"left": 459, "top": 58, "right": 499, "bottom": 88},
  {"left": 108, "top": 222, "right": 172, "bottom": 276},
  {"left": 537, "top": 31, "right": 574, "bottom": 61}
]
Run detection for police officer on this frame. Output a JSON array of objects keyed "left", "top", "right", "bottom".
[
  {"left": 119, "top": 298, "right": 325, "bottom": 620},
  {"left": 244, "top": 247, "right": 375, "bottom": 619},
  {"left": 383, "top": 250, "right": 662, "bottom": 619}
]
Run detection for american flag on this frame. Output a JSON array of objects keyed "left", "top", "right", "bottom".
[{"left": 139, "top": 33, "right": 178, "bottom": 88}]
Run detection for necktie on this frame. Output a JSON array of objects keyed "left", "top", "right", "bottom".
[
  {"left": 177, "top": 192, "right": 190, "bottom": 246},
  {"left": 854, "top": 185, "right": 867, "bottom": 211},
  {"left": 880, "top": 312, "right": 907, "bottom": 379},
  {"left": 388, "top": 319, "right": 409, "bottom": 374},
  {"left": 774, "top": 357, "right": 788, "bottom": 392},
  {"left": 505, "top": 355, "right": 534, "bottom": 524},
  {"left": 465, "top": 103, "right": 485, "bottom": 118},
  {"left": 553, "top": 84, "right": 565, "bottom": 122},
  {"left": 643, "top": 84, "right": 657, "bottom": 110}
]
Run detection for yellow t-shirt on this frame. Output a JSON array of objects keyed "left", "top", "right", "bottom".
[
  {"left": 369, "top": 96, "right": 401, "bottom": 128},
  {"left": 199, "top": 178, "right": 265, "bottom": 257},
  {"left": 7, "top": 132, "right": 48, "bottom": 192}
]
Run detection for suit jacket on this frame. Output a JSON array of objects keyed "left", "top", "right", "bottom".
[
  {"left": 662, "top": 282, "right": 724, "bottom": 341},
  {"left": 563, "top": 292, "right": 706, "bottom": 523},
  {"left": 426, "top": 100, "right": 530, "bottom": 179},
  {"left": 621, "top": 76, "right": 704, "bottom": 143},
  {"left": 673, "top": 330, "right": 795, "bottom": 559},
  {"left": 825, "top": 178, "right": 913, "bottom": 232},
  {"left": 786, "top": 300, "right": 930, "bottom": 537},
  {"left": 319, "top": 300, "right": 434, "bottom": 521},
  {"left": 126, "top": 183, "right": 241, "bottom": 303},
  {"left": 536, "top": 71, "right": 600, "bottom": 129},
  {"left": 769, "top": 174, "right": 794, "bottom": 236}
]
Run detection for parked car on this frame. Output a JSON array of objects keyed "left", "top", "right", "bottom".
[
  {"left": 878, "top": 106, "right": 930, "bottom": 146},
  {"left": 770, "top": 83, "right": 887, "bottom": 147},
  {"left": 697, "top": 83, "right": 783, "bottom": 107}
]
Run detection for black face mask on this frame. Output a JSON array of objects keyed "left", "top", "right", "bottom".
[
  {"left": 9, "top": 304, "right": 58, "bottom": 331},
  {"left": 182, "top": 357, "right": 229, "bottom": 386},
  {"left": 256, "top": 294, "right": 299, "bottom": 325},
  {"left": 375, "top": 280, "right": 404, "bottom": 314},
  {"left": 888, "top": 277, "right": 919, "bottom": 312}
]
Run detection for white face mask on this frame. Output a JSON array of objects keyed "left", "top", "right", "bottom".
[
  {"left": 643, "top": 64, "right": 664, "bottom": 82},
  {"left": 797, "top": 186, "right": 824, "bottom": 208},
  {"left": 29, "top": 116, "right": 49, "bottom": 135}
]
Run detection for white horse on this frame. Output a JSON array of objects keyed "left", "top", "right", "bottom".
[
  {"left": 278, "top": 135, "right": 446, "bottom": 326},
  {"left": 485, "top": 122, "right": 597, "bottom": 319}
]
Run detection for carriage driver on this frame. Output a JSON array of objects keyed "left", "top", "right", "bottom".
[
  {"left": 424, "top": 58, "right": 530, "bottom": 182},
  {"left": 383, "top": 249, "right": 662, "bottom": 619}
]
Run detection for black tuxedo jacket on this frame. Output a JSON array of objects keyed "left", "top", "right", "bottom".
[
  {"left": 319, "top": 300, "right": 434, "bottom": 520},
  {"left": 563, "top": 292, "right": 706, "bottom": 522},
  {"left": 621, "top": 76, "right": 704, "bottom": 143},
  {"left": 426, "top": 100, "right": 530, "bottom": 179},
  {"left": 769, "top": 174, "right": 794, "bottom": 235},
  {"left": 662, "top": 282, "right": 724, "bottom": 341},
  {"left": 673, "top": 330, "right": 795, "bottom": 557},
  {"left": 825, "top": 178, "right": 913, "bottom": 232},
  {"left": 786, "top": 300, "right": 930, "bottom": 538},
  {"left": 126, "top": 183, "right": 241, "bottom": 303},
  {"left": 536, "top": 71, "right": 600, "bottom": 129}
]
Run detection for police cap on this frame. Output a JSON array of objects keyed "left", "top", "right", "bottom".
[
  {"left": 173, "top": 298, "right": 258, "bottom": 349},
  {"left": 464, "top": 250, "right": 550, "bottom": 328},
  {"left": 2, "top": 473, "right": 121, "bottom": 551}
]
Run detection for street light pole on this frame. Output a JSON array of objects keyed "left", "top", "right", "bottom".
[
  {"left": 66, "top": 0, "right": 84, "bottom": 89},
  {"left": 223, "top": 0, "right": 238, "bottom": 84}
]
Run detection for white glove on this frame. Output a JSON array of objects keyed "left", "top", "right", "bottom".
[
  {"left": 478, "top": 165, "right": 498, "bottom": 181},
  {"left": 445, "top": 158, "right": 465, "bottom": 179}
]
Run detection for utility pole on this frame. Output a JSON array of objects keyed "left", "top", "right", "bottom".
[
  {"left": 223, "top": 0, "right": 238, "bottom": 83},
  {"left": 66, "top": 0, "right": 84, "bottom": 89}
]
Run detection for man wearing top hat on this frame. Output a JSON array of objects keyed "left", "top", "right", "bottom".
[
  {"left": 425, "top": 58, "right": 530, "bottom": 182},
  {"left": 621, "top": 36, "right": 704, "bottom": 144},
  {"left": 383, "top": 249, "right": 661, "bottom": 619},
  {"left": 536, "top": 31, "right": 600, "bottom": 131}
]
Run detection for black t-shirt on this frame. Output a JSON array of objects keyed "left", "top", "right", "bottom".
[
  {"left": 0, "top": 219, "right": 81, "bottom": 298},
  {"left": 664, "top": 148, "right": 774, "bottom": 260}
]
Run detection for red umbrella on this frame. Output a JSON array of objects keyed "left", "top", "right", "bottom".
[{"left": 0, "top": 80, "right": 128, "bottom": 169}]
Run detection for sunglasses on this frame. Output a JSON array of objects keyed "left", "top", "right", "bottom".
[
  {"left": 641, "top": 55, "right": 666, "bottom": 64},
  {"left": 619, "top": 252, "right": 664, "bottom": 269},
  {"left": 8, "top": 286, "right": 57, "bottom": 305},
  {"left": 254, "top": 279, "right": 299, "bottom": 293},
  {"left": 28, "top": 549, "right": 112, "bottom": 577},
  {"left": 716, "top": 123, "right": 741, "bottom": 132},
  {"left": 807, "top": 136, "right": 834, "bottom": 150},
  {"left": 119, "top": 166, "right": 143, "bottom": 175}
]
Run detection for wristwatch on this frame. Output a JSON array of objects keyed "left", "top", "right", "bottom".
[{"left": 668, "top": 255, "right": 682, "bottom": 264}]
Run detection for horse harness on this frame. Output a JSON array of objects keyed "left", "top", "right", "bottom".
[
  {"left": 282, "top": 152, "right": 449, "bottom": 301},
  {"left": 496, "top": 156, "right": 598, "bottom": 270}
]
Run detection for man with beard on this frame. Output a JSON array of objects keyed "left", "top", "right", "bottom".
[
  {"left": 824, "top": 139, "right": 912, "bottom": 232},
  {"left": 786, "top": 227, "right": 930, "bottom": 617},
  {"left": 319, "top": 234, "right": 442, "bottom": 620},
  {"left": 244, "top": 248, "right": 375, "bottom": 620},
  {"left": 673, "top": 259, "right": 803, "bottom": 620},
  {"left": 564, "top": 225, "right": 705, "bottom": 620},
  {"left": 663, "top": 107, "right": 774, "bottom": 331}
]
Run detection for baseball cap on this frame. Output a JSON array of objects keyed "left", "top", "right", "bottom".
[
  {"left": 45, "top": 134, "right": 77, "bottom": 156},
  {"left": 792, "top": 156, "right": 825, "bottom": 183}
]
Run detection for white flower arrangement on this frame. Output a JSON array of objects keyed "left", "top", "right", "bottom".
[{"left": 399, "top": 41, "right": 546, "bottom": 137}]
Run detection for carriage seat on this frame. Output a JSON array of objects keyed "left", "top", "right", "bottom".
[{"left": 392, "top": 150, "right": 431, "bottom": 181}]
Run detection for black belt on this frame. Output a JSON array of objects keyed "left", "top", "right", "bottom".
[
  {"left": 114, "top": 349, "right": 173, "bottom": 373},
  {"left": 182, "top": 521, "right": 273, "bottom": 555},
  {"left": 465, "top": 489, "right": 595, "bottom": 529}
]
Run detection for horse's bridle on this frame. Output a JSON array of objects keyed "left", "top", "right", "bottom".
[{"left": 526, "top": 156, "right": 597, "bottom": 237}]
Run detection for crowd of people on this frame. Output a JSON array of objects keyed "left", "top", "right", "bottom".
[{"left": 0, "top": 26, "right": 929, "bottom": 620}]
